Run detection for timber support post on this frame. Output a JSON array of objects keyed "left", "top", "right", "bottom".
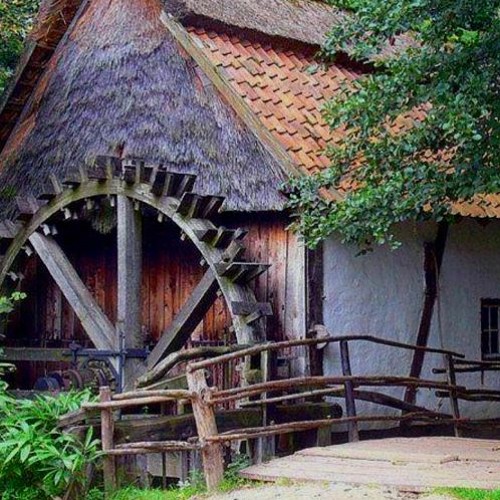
[
  {"left": 404, "top": 222, "right": 449, "bottom": 408},
  {"left": 117, "top": 195, "right": 143, "bottom": 390},
  {"left": 340, "top": 340, "right": 359, "bottom": 442},
  {"left": 100, "top": 387, "right": 117, "bottom": 496},
  {"left": 186, "top": 369, "right": 224, "bottom": 490}
]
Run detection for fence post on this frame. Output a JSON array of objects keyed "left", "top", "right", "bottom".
[
  {"left": 445, "top": 354, "right": 463, "bottom": 438},
  {"left": 340, "top": 340, "right": 359, "bottom": 442},
  {"left": 187, "top": 369, "right": 224, "bottom": 490},
  {"left": 100, "top": 386, "right": 117, "bottom": 495},
  {"left": 257, "top": 349, "right": 276, "bottom": 461}
]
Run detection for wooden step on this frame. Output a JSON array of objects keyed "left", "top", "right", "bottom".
[
  {"left": 132, "top": 160, "right": 156, "bottom": 185},
  {"left": 196, "top": 195, "right": 224, "bottom": 219},
  {"left": 194, "top": 228, "right": 219, "bottom": 243},
  {"left": 214, "top": 228, "right": 247, "bottom": 248},
  {"left": 222, "top": 240, "right": 246, "bottom": 262},
  {"left": 89, "top": 156, "right": 121, "bottom": 180},
  {"left": 151, "top": 169, "right": 168, "bottom": 196},
  {"left": 37, "top": 183, "right": 60, "bottom": 201},
  {"left": 175, "top": 173, "right": 196, "bottom": 198},
  {"left": 38, "top": 174, "right": 64, "bottom": 201},
  {"left": 63, "top": 166, "right": 87, "bottom": 187},
  {"left": 151, "top": 170, "right": 196, "bottom": 198},
  {"left": 0, "top": 220, "right": 19, "bottom": 253},
  {"left": 121, "top": 159, "right": 143, "bottom": 184},
  {"left": 87, "top": 166, "right": 110, "bottom": 181},
  {"left": 215, "top": 262, "right": 270, "bottom": 284},
  {"left": 231, "top": 301, "right": 273, "bottom": 325},
  {"left": 231, "top": 301, "right": 273, "bottom": 316},
  {"left": 194, "top": 227, "right": 247, "bottom": 248},
  {"left": 176, "top": 192, "right": 203, "bottom": 217},
  {"left": 16, "top": 196, "right": 41, "bottom": 222},
  {"left": 175, "top": 193, "right": 224, "bottom": 219}
]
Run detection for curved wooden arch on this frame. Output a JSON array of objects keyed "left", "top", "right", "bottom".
[{"left": 0, "top": 156, "right": 271, "bottom": 387}]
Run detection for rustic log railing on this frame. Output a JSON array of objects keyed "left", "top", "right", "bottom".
[
  {"left": 181, "top": 335, "right": 467, "bottom": 486},
  {"left": 433, "top": 358, "right": 500, "bottom": 407},
  {"left": 64, "top": 336, "right": 500, "bottom": 492},
  {"left": 80, "top": 387, "right": 199, "bottom": 493}
]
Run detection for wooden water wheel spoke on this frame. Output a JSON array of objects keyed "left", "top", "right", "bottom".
[
  {"left": 0, "top": 155, "right": 272, "bottom": 390},
  {"left": 28, "top": 232, "right": 116, "bottom": 352},
  {"left": 147, "top": 269, "right": 220, "bottom": 369}
]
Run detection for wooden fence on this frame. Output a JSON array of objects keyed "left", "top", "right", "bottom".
[{"left": 69, "top": 335, "right": 500, "bottom": 493}]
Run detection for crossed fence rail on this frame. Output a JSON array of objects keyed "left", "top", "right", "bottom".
[{"left": 63, "top": 335, "right": 500, "bottom": 493}]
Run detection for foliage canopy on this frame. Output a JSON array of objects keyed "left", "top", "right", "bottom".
[
  {"left": 0, "top": 0, "right": 39, "bottom": 95},
  {"left": 289, "top": 0, "right": 500, "bottom": 249}
]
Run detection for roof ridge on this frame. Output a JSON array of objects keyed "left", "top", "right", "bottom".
[{"left": 163, "top": 0, "right": 343, "bottom": 46}]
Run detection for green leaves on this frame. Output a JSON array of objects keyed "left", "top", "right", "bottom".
[
  {"left": 0, "top": 0, "right": 39, "bottom": 94},
  {"left": 291, "top": 0, "right": 500, "bottom": 249},
  {"left": 0, "top": 389, "right": 99, "bottom": 499},
  {"left": 0, "top": 293, "right": 26, "bottom": 378},
  {"left": 0, "top": 291, "right": 26, "bottom": 314}
]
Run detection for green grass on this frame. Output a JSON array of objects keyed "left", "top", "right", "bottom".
[
  {"left": 444, "top": 488, "right": 500, "bottom": 500},
  {"left": 109, "top": 485, "right": 201, "bottom": 500},
  {"left": 85, "top": 455, "right": 259, "bottom": 500}
]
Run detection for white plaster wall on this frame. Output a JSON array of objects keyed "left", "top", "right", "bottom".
[{"left": 323, "top": 219, "right": 500, "bottom": 427}]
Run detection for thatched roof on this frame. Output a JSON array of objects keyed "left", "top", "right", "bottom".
[
  {"left": 0, "top": 0, "right": 289, "bottom": 216},
  {"left": 0, "top": 0, "right": 342, "bottom": 154},
  {"left": 0, "top": 0, "right": 83, "bottom": 150},
  {"left": 164, "top": 0, "right": 343, "bottom": 46}
]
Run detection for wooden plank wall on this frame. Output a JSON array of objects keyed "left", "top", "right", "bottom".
[{"left": 5, "top": 212, "right": 306, "bottom": 388}]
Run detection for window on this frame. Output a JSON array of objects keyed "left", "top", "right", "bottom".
[{"left": 481, "top": 299, "right": 500, "bottom": 358}]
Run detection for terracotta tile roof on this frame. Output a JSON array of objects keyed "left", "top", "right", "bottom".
[
  {"left": 452, "top": 195, "right": 500, "bottom": 219},
  {"left": 187, "top": 25, "right": 356, "bottom": 176},
  {"left": 187, "top": 25, "right": 500, "bottom": 219}
]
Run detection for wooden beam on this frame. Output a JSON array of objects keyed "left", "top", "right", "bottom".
[
  {"left": 404, "top": 222, "right": 449, "bottom": 406},
  {"left": 117, "top": 196, "right": 144, "bottom": 389},
  {"left": 147, "top": 269, "right": 219, "bottom": 369},
  {"left": 29, "top": 232, "right": 116, "bottom": 351},
  {"left": 111, "top": 403, "right": 341, "bottom": 447},
  {"left": 2, "top": 347, "right": 69, "bottom": 362}
]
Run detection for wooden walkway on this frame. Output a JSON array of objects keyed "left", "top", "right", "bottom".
[{"left": 240, "top": 437, "right": 500, "bottom": 491}]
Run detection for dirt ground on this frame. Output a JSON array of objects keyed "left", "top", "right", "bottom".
[{"left": 204, "top": 483, "right": 454, "bottom": 500}]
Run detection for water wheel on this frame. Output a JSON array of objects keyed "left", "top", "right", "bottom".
[{"left": 0, "top": 156, "right": 272, "bottom": 390}]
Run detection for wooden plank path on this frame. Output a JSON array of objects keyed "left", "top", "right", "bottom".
[{"left": 240, "top": 437, "right": 500, "bottom": 491}]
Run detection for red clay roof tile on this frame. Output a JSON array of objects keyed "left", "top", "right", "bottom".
[{"left": 186, "top": 25, "right": 499, "bottom": 218}]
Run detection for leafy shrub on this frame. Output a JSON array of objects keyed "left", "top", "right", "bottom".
[
  {"left": 218, "top": 453, "right": 251, "bottom": 492},
  {"left": 0, "top": 292, "right": 99, "bottom": 498},
  {"left": 0, "top": 388, "right": 100, "bottom": 499},
  {"left": 0, "top": 292, "right": 26, "bottom": 378}
]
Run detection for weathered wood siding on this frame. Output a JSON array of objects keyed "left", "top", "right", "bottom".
[{"left": 6, "top": 213, "right": 306, "bottom": 387}]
